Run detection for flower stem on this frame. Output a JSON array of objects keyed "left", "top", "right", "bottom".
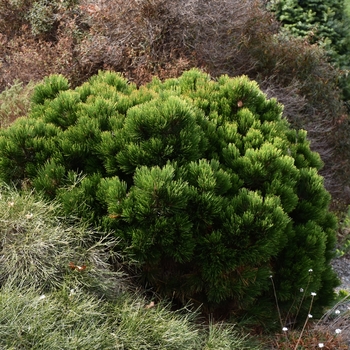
[{"left": 293, "top": 294, "right": 315, "bottom": 350}]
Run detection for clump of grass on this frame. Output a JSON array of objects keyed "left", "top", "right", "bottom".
[
  {"left": 0, "top": 183, "right": 125, "bottom": 297},
  {"left": 0, "top": 283, "right": 257, "bottom": 349},
  {"left": 0, "top": 284, "right": 115, "bottom": 349},
  {"left": 110, "top": 295, "right": 200, "bottom": 349},
  {"left": 203, "top": 321, "right": 259, "bottom": 350},
  {"left": 0, "top": 80, "right": 35, "bottom": 127},
  {"left": 111, "top": 297, "right": 260, "bottom": 349}
]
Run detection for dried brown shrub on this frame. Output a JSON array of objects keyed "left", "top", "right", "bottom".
[
  {"left": 0, "top": 0, "right": 34, "bottom": 38},
  {"left": 0, "top": 30, "right": 75, "bottom": 88},
  {"left": 0, "top": 0, "right": 82, "bottom": 90},
  {"left": 75, "top": 0, "right": 201, "bottom": 85}
]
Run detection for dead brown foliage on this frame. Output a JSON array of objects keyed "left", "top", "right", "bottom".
[{"left": 0, "top": 30, "right": 75, "bottom": 88}]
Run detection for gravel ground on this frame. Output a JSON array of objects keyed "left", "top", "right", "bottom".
[
  {"left": 332, "top": 255, "right": 350, "bottom": 292},
  {"left": 328, "top": 255, "right": 350, "bottom": 347}
]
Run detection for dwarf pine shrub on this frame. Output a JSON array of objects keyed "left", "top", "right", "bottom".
[{"left": 0, "top": 69, "right": 339, "bottom": 324}]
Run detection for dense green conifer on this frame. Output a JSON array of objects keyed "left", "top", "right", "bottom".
[
  {"left": 0, "top": 69, "right": 339, "bottom": 325},
  {"left": 268, "top": 0, "right": 350, "bottom": 100}
]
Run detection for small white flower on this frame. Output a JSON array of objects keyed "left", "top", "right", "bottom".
[
  {"left": 25, "top": 213, "right": 33, "bottom": 219},
  {"left": 318, "top": 343, "right": 324, "bottom": 348},
  {"left": 8, "top": 201, "right": 14, "bottom": 207},
  {"left": 308, "top": 314, "right": 313, "bottom": 318},
  {"left": 269, "top": 275, "right": 273, "bottom": 278},
  {"left": 38, "top": 295, "right": 46, "bottom": 300},
  {"left": 282, "top": 327, "right": 288, "bottom": 332},
  {"left": 335, "top": 328, "right": 342, "bottom": 334},
  {"left": 300, "top": 288, "right": 304, "bottom": 293},
  {"left": 311, "top": 292, "right": 317, "bottom": 296},
  {"left": 335, "top": 309, "right": 340, "bottom": 314},
  {"left": 308, "top": 269, "right": 313, "bottom": 273}
]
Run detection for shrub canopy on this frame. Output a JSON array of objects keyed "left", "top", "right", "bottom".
[{"left": 0, "top": 69, "right": 339, "bottom": 324}]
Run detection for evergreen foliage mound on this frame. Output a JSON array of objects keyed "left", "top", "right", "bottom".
[{"left": 0, "top": 69, "right": 339, "bottom": 323}]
